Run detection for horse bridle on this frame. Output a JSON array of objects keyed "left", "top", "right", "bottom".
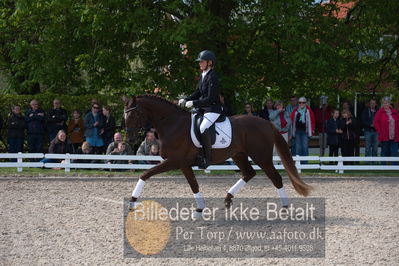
[
  {"left": 124, "top": 105, "right": 142, "bottom": 134},
  {"left": 124, "top": 106, "right": 138, "bottom": 114},
  {"left": 124, "top": 102, "right": 170, "bottom": 133}
]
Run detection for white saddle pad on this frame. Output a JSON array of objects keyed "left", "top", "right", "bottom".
[{"left": 190, "top": 114, "right": 232, "bottom": 149}]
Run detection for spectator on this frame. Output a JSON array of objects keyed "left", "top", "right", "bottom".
[
  {"left": 374, "top": 96, "right": 399, "bottom": 160},
  {"left": 341, "top": 100, "right": 361, "bottom": 160},
  {"left": 219, "top": 93, "right": 234, "bottom": 116},
  {"left": 286, "top": 96, "right": 298, "bottom": 115},
  {"left": 286, "top": 96, "right": 298, "bottom": 156},
  {"left": 361, "top": 99, "right": 379, "bottom": 158},
  {"left": 290, "top": 97, "right": 315, "bottom": 161},
  {"left": 41, "top": 130, "right": 74, "bottom": 164},
  {"left": 47, "top": 98, "right": 68, "bottom": 141},
  {"left": 7, "top": 105, "right": 26, "bottom": 156},
  {"left": 67, "top": 110, "right": 85, "bottom": 151},
  {"left": 341, "top": 100, "right": 352, "bottom": 113},
  {"left": 269, "top": 100, "right": 291, "bottom": 142},
  {"left": 101, "top": 106, "right": 116, "bottom": 149},
  {"left": 147, "top": 144, "right": 160, "bottom": 164},
  {"left": 149, "top": 144, "right": 160, "bottom": 156},
  {"left": 339, "top": 109, "right": 356, "bottom": 164},
  {"left": 48, "top": 130, "right": 74, "bottom": 155},
  {"left": 258, "top": 100, "right": 270, "bottom": 121},
  {"left": 84, "top": 103, "right": 105, "bottom": 154},
  {"left": 108, "top": 142, "right": 130, "bottom": 165},
  {"left": 106, "top": 132, "right": 134, "bottom": 155},
  {"left": 85, "top": 98, "right": 102, "bottom": 116},
  {"left": 265, "top": 98, "right": 274, "bottom": 114},
  {"left": 149, "top": 127, "right": 159, "bottom": 139},
  {"left": 315, "top": 97, "right": 332, "bottom": 156},
  {"left": 326, "top": 109, "right": 342, "bottom": 159},
  {"left": 136, "top": 131, "right": 159, "bottom": 156},
  {"left": 73, "top": 141, "right": 96, "bottom": 165},
  {"left": 25, "top": 99, "right": 45, "bottom": 154},
  {"left": 243, "top": 103, "right": 257, "bottom": 116}
]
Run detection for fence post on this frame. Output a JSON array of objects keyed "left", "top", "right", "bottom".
[
  {"left": 295, "top": 155, "right": 301, "bottom": 173},
  {"left": 65, "top": 153, "right": 70, "bottom": 173},
  {"left": 17, "top": 152, "right": 23, "bottom": 172},
  {"left": 338, "top": 156, "right": 344, "bottom": 174}
]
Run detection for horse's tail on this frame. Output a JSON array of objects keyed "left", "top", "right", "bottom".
[{"left": 273, "top": 125, "right": 312, "bottom": 196}]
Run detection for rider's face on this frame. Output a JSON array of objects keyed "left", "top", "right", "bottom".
[{"left": 199, "top": 60, "right": 209, "bottom": 71}]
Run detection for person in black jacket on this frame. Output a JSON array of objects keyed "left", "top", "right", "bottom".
[
  {"left": 361, "top": 99, "right": 379, "bottom": 157},
  {"left": 339, "top": 109, "right": 357, "bottom": 165},
  {"left": 326, "top": 109, "right": 342, "bottom": 159},
  {"left": 41, "top": 130, "right": 74, "bottom": 164},
  {"left": 101, "top": 106, "right": 116, "bottom": 149},
  {"left": 73, "top": 141, "right": 96, "bottom": 165},
  {"left": 25, "top": 99, "right": 45, "bottom": 154},
  {"left": 7, "top": 105, "right": 26, "bottom": 155},
  {"left": 258, "top": 100, "right": 270, "bottom": 121},
  {"left": 178, "top": 50, "right": 223, "bottom": 169},
  {"left": 47, "top": 98, "right": 68, "bottom": 141}
]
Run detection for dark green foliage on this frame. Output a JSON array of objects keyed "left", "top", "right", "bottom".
[{"left": 0, "top": 0, "right": 398, "bottom": 112}]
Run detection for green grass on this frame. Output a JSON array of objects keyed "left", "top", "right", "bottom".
[{"left": 0, "top": 167, "right": 398, "bottom": 177}]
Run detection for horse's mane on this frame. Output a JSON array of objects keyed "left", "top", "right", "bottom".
[{"left": 137, "top": 94, "right": 189, "bottom": 113}]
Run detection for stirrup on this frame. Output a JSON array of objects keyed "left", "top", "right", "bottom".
[
  {"left": 198, "top": 158, "right": 210, "bottom": 169},
  {"left": 195, "top": 154, "right": 209, "bottom": 169}
]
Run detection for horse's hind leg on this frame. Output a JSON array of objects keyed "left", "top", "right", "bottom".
[
  {"left": 249, "top": 154, "right": 289, "bottom": 207},
  {"left": 225, "top": 153, "right": 256, "bottom": 208},
  {"left": 181, "top": 167, "right": 204, "bottom": 219}
]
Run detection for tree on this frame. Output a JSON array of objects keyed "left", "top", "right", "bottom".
[{"left": 0, "top": 0, "right": 398, "bottom": 110}]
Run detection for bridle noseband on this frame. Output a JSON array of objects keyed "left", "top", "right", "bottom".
[{"left": 124, "top": 106, "right": 138, "bottom": 114}]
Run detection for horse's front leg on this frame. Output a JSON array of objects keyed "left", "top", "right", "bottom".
[
  {"left": 181, "top": 167, "right": 204, "bottom": 220},
  {"left": 130, "top": 159, "right": 176, "bottom": 208}
]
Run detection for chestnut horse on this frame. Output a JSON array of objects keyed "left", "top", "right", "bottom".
[{"left": 124, "top": 95, "right": 311, "bottom": 218}]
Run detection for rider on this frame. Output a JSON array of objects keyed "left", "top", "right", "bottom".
[{"left": 178, "top": 50, "right": 223, "bottom": 169}]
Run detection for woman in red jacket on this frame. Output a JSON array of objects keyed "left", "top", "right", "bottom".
[{"left": 374, "top": 96, "right": 399, "bottom": 158}]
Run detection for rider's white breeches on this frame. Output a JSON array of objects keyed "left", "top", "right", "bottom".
[{"left": 200, "top": 112, "right": 220, "bottom": 133}]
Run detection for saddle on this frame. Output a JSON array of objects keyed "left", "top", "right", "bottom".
[{"left": 190, "top": 111, "right": 232, "bottom": 149}]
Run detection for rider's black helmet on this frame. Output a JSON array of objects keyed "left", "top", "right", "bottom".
[{"left": 196, "top": 50, "right": 216, "bottom": 63}]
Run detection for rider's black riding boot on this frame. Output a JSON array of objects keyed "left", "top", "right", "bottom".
[{"left": 198, "top": 129, "right": 212, "bottom": 169}]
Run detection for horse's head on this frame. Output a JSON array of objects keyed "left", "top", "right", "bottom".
[{"left": 123, "top": 96, "right": 146, "bottom": 143}]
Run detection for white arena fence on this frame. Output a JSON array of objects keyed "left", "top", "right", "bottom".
[{"left": 0, "top": 153, "right": 398, "bottom": 174}]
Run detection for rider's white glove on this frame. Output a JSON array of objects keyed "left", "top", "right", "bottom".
[
  {"left": 185, "top": 101, "right": 193, "bottom": 108},
  {"left": 178, "top": 99, "right": 186, "bottom": 107}
]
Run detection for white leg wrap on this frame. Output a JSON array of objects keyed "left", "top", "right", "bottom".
[
  {"left": 277, "top": 187, "right": 289, "bottom": 207},
  {"left": 132, "top": 179, "right": 146, "bottom": 198},
  {"left": 228, "top": 179, "right": 247, "bottom": 195},
  {"left": 194, "top": 192, "right": 205, "bottom": 209}
]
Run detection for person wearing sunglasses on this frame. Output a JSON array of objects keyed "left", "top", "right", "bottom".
[
  {"left": 84, "top": 104, "right": 105, "bottom": 154},
  {"left": 289, "top": 97, "right": 315, "bottom": 161}
]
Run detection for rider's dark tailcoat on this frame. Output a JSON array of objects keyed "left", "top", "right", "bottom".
[{"left": 185, "top": 69, "right": 223, "bottom": 114}]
